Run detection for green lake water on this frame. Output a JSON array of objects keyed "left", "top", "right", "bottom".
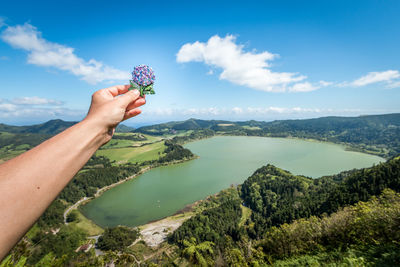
[{"left": 80, "top": 136, "right": 384, "bottom": 227}]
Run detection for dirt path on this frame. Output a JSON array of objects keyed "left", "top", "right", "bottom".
[{"left": 64, "top": 197, "right": 88, "bottom": 224}]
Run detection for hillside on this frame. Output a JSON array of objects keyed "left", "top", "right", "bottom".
[
  {"left": 0, "top": 119, "right": 134, "bottom": 135},
  {"left": 169, "top": 157, "right": 400, "bottom": 266}
]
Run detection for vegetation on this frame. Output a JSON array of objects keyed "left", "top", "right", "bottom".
[
  {"left": 37, "top": 199, "right": 67, "bottom": 228},
  {"left": 241, "top": 157, "right": 400, "bottom": 239},
  {"left": 96, "top": 141, "right": 166, "bottom": 164},
  {"left": 0, "top": 119, "right": 134, "bottom": 135},
  {"left": 60, "top": 163, "right": 140, "bottom": 203},
  {"left": 157, "top": 140, "right": 194, "bottom": 163},
  {"left": 165, "top": 157, "right": 400, "bottom": 266},
  {"left": 66, "top": 210, "right": 79, "bottom": 223},
  {"left": 27, "top": 225, "right": 87, "bottom": 265},
  {"left": 170, "top": 129, "right": 215, "bottom": 145},
  {"left": 260, "top": 189, "right": 400, "bottom": 266},
  {"left": 69, "top": 210, "right": 103, "bottom": 236},
  {"left": 96, "top": 226, "right": 139, "bottom": 251}
]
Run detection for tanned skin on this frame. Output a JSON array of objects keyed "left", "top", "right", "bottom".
[{"left": 0, "top": 85, "right": 146, "bottom": 259}]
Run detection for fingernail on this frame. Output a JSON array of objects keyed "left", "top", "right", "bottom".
[{"left": 132, "top": 89, "right": 140, "bottom": 96}]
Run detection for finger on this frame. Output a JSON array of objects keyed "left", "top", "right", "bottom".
[
  {"left": 123, "top": 108, "right": 141, "bottom": 121},
  {"left": 126, "top": 97, "right": 146, "bottom": 111},
  {"left": 116, "top": 89, "right": 140, "bottom": 108},
  {"left": 106, "top": 85, "right": 131, "bottom": 97}
]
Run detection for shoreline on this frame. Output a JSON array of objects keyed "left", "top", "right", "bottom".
[
  {"left": 214, "top": 133, "right": 388, "bottom": 159},
  {"left": 68, "top": 134, "right": 386, "bottom": 233},
  {"left": 64, "top": 155, "right": 199, "bottom": 227}
]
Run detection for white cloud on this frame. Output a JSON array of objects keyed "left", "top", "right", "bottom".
[
  {"left": 0, "top": 103, "right": 18, "bottom": 112},
  {"left": 351, "top": 70, "right": 400, "bottom": 87},
  {"left": 319, "top": 80, "right": 333, "bottom": 87},
  {"left": 177, "top": 35, "right": 308, "bottom": 92},
  {"left": 387, "top": 80, "right": 400, "bottom": 89},
  {"left": 289, "top": 80, "right": 333, "bottom": 92},
  {"left": 0, "top": 107, "right": 83, "bottom": 119},
  {"left": 289, "top": 82, "right": 319, "bottom": 92},
  {"left": 12, "top": 96, "right": 63, "bottom": 105},
  {"left": 1, "top": 23, "right": 129, "bottom": 84},
  {"left": 0, "top": 96, "right": 83, "bottom": 119}
]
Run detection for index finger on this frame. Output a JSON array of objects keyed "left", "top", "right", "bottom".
[{"left": 106, "top": 85, "right": 131, "bottom": 97}]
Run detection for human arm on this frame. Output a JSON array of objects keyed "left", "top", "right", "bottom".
[{"left": 0, "top": 85, "right": 145, "bottom": 259}]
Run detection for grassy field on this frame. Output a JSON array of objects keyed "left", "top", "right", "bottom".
[
  {"left": 242, "top": 125, "right": 262, "bottom": 130},
  {"left": 71, "top": 209, "right": 104, "bottom": 236},
  {"left": 101, "top": 139, "right": 135, "bottom": 149},
  {"left": 239, "top": 205, "right": 252, "bottom": 227},
  {"left": 0, "top": 146, "right": 27, "bottom": 163},
  {"left": 96, "top": 141, "right": 166, "bottom": 164}
]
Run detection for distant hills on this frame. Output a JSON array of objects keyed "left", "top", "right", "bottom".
[
  {"left": 1, "top": 113, "right": 399, "bottom": 157},
  {"left": 135, "top": 113, "right": 400, "bottom": 134},
  {"left": 0, "top": 119, "right": 135, "bottom": 135}
]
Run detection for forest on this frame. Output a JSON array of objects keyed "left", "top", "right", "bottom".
[{"left": 168, "top": 157, "right": 400, "bottom": 266}]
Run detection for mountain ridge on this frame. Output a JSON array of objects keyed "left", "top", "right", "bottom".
[{"left": 0, "top": 119, "right": 135, "bottom": 135}]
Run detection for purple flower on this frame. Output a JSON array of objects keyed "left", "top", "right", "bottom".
[{"left": 132, "top": 65, "right": 155, "bottom": 87}]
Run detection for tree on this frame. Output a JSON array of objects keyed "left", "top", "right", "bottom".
[{"left": 182, "top": 237, "right": 215, "bottom": 266}]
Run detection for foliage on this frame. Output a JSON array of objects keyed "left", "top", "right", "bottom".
[
  {"left": 0, "top": 132, "right": 51, "bottom": 150},
  {"left": 112, "top": 133, "right": 147, "bottom": 141},
  {"left": 66, "top": 210, "right": 79, "bottom": 223},
  {"left": 241, "top": 157, "right": 400, "bottom": 239},
  {"left": 28, "top": 225, "right": 86, "bottom": 265},
  {"left": 241, "top": 165, "right": 337, "bottom": 238},
  {"left": 59, "top": 163, "right": 140, "bottom": 203},
  {"left": 170, "top": 129, "right": 215, "bottom": 145},
  {"left": 37, "top": 199, "right": 67, "bottom": 228},
  {"left": 259, "top": 189, "right": 400, "bottom": 265},
  {"left": 96, "top": 226, "right": 139, "bottom": 251},
  {"left": 321, "top": 156, "right": 400, "bottom": 214},
  {"left": 157, "top": 140, "right": 194, "bottom": 163},
  {"left": 169, "top": 199, "right": 242, "bottom": 247},
  {"left": 181, "top": 237, "right": 215, "bottom": 266}
]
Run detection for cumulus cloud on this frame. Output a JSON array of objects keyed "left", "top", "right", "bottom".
[
  {"left": 0, "top": 96, "right": 83, "bottom": 119},
  {"left": 1, "top": 23, "right": 129, "bottom": 84},
  {"left": 12, "top": 96, "right": 63, "bottom": 105},
  {"left": 0, "top": 103, "right": 18, "bottom": 112},
  {"left": 177, "top": 35, "right": 311, "bottom": 92},
  {"left": 289, "top": 82, "right": 318, "bottom": 92},
  {"left": 351, "top": 70, "right": 400, "bottom": 87}
]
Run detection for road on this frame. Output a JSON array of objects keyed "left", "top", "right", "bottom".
[{"left": 63, "top": 197, "right": 88, "bottom": 224}]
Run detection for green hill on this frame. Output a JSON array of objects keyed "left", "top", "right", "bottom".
[
  {"left": 0, "top": 119, "right": 134, "bottom": 135},
  {"left": 170, "top": 157, "right": 400, "bottom": 266}
]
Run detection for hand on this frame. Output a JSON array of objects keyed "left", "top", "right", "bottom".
[{"left": 84, "top": 85, "right": 146, "bottom": 140}]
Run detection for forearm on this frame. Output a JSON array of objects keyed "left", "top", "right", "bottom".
[{"left": 0, "top": 118, "right": 108, "bottom": 258}]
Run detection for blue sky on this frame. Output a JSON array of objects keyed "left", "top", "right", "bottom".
[{"left": 0, "top": 0, "right": 400, "bottom": 126}]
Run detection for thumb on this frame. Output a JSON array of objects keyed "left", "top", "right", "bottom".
[{"left": 116, "top": 89, "right": 140, "bottom": 108}]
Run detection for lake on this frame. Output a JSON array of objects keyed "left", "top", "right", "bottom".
[{"left": 80, "top": 136, "right": 384, "bottom": 227}]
